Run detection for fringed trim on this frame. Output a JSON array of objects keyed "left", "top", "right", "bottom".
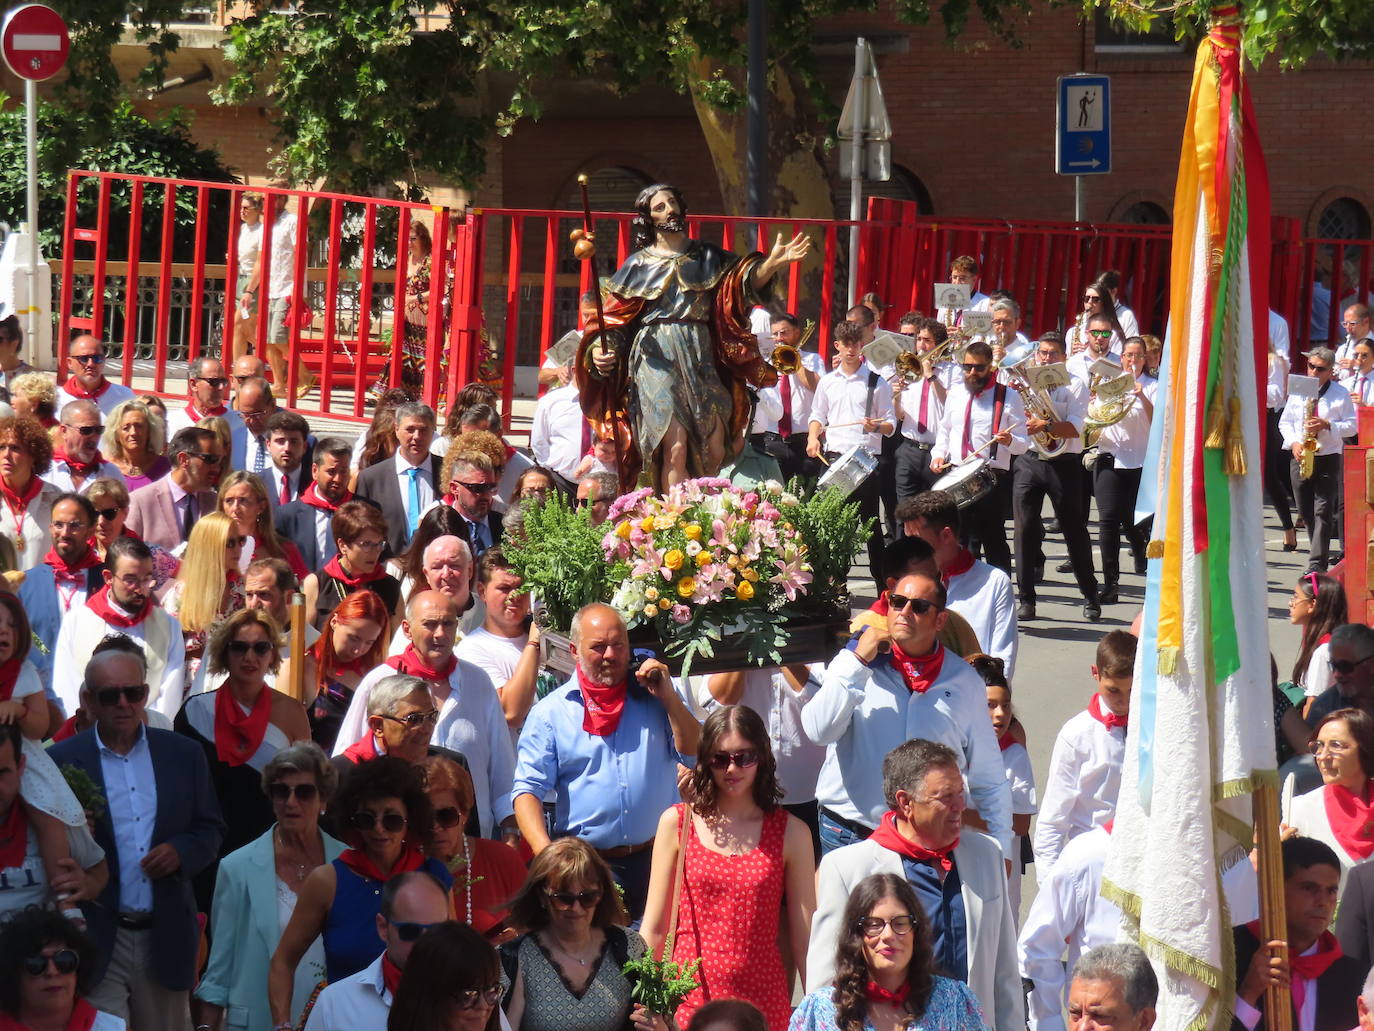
[
  {"left": 1147, "top": 539, "right": 1165, "bottom": 559},
  {"left": 1214, "top": 768, "right": 1277, "bottom": 802},
  {"left": 1158, "top": 646, "right": 1180, "bottom": 675},
  {"left": 1204, "top": 388, "right": 1228, "bottom": 449},
  {"left": 1214, "top": 807, "right": 1253, "bottom": 849},
  {"left": 1224, "top": 395, "right": 1247, "bottom": 476}
]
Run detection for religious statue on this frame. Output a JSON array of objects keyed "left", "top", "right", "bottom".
[{"left": 576, "top": 183, "right": 811, "bottom": 492}]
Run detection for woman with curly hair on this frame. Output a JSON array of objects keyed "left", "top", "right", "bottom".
[
  {"left": 790, "top": 873, "right": 985, "bottom": 1031},
  {"left": 0, "top": 909, "right": 124, "bottom": 1030},
  {"left": 642, "top": 705, "right": 816, "bottom": 1031},
  {"left": 8, "top": 371, "right": 57, "bottom": 428},
  {"left": 0, "top": 413, "right": 61, "bottom": 568}
]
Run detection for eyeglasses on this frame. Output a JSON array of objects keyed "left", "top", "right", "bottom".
[
  {"left": 887, "top": 593, "right": 941, "bottom": 615},
  {"left": 228, "top": 640, "right": 273, "bottom": 656},
  {"left": 1329, "top": 654, "right": 1374, "bottom": 675},
  {"left": 22, "top": 950, "right": 80, "bottom": 976},
  {"left": 455, "top": 986, "right": 503, "bottom": 1009},
  {"left": 225, "top": 536, "right": 247, "bottom": 549},
  {"left": 1310, "top": 739, "right": 1352, "bottom": 756},
  {"left": 197, "top": 377, "right": 229, "bottom": 388},
  {"left": 707, "top": 749, "right": 759, "bottom": 771},
  {"left": 348, "top": 810, "right": 407, "bottom": 833},
  {"left": 268, "top": 782, "right": 319, "bottom": 802},
  {"left": 382, "top": 709, "right": 440, "bottom": 729},
  {"left": 434, "top": 805, "right": 464, "bottom": 828},
  {"left": 70, "top": 354, "right": 106, "bottom": 366},
  {"left": 546, "top": 888, "right": 603, "bottom": 910},
  {"left": 350, "top": 539, "right": 386, "bottom": 551},
  {"left": 93, "top": 684, "right": 147, "bottom": 707},
  {"left": 114, "top": 574, "right": 155, "bottom": 590},
  {"left": 961, "top": 362, "right": 988, "bottom": 372},
  {"left": 857, "top": 915, "right": 914, "bottom": 938},
  {"left": 391, "top": 920, "right": 439, "bottom": 942},
  {"left": 1089, "top": 329, "right": 1114, "bottom": 339},
  {"left": 65, "top": 424, "right": 104, "bottom": 436},
  {"left": 51, "top": 520, "right": 91, "bottom": 533},
  {"left": 94, "top": 507, "right": 122, "bottom": 521},
  {"left": 189, "top": 452, "right": 223, "bottom": 465},
  {"left": 456, "top": 481, "right": 497, "bottom": 495}
]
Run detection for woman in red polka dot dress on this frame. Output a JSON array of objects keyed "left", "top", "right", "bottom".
[{"left": 642, "top": 704, "right": 818, "bottom": 1031}]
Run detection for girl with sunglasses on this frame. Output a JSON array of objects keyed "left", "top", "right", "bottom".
[
  {"left": 165, "top": 512, "right": 248, "bottom": 696},
  {"left": 175, "top": 608, "right": 311, "bottom": 872},
  {"left": 194, "top": 742, "right": 344, "bottom": 1031},
  {"left": 270, "top": 756, "right": 452, "bottom": 1026},
  {"left": 1289, "top": 572, "right": 1348, "bottom": 717},
  {"left": 501, "top": 837, "right": 655, "bottom": 1031},
  {"left": 791, "top": 873, "right": 985, "bottom": 1031},
  {"left": 641, "top": 704, "right": 816, "bottom": 1031},
  {"left": 0, "top": 909, "right": 122, "bottom": 1031},
  {"left": 390, "top": 921, "right": 503, "bottom": 1031},
  {"left": 418, "top": 755, "right": 526, "bottom": 942}
]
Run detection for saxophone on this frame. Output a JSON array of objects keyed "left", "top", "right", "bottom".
[{"left": 1299, "top": 396, "right": 1318, "bottom": 480}]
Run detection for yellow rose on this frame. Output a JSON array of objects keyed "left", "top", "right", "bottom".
[
  {"left": 684, "top": 524, "right": 703, "bottom": 540},
  {"left": 640, "top": 517, "right": 656, "bottom": 532},
  {"left": 677, "top": 577, "right": 697, "bottom": 598},
  {"left": 659, "top": 597, "right": 672, "bottom": 610},
  {"left": 726, "top": 555, "right": 739, "bottom": 568},
  {"left": 643, "top": 604, "right": 658, "bottom": 617},
  {"left": 616, "top": 521, "right": 632, "bottom": 540},
  {"left": 736, "top": 580, "right": 756, "bottom": 601},
  {"left": 645, "top": 586, "right": 659, "bottom": 601},
  {"left": 695, "top": 552, "right": 711, "bottom": 568},
  {"left": 664, "top": 549, "right": 684, "bottom": 571},
  {"left": 740, "top": 567, "right": 758, "bottom": 582},
  {"left": 654, "top": 514, "right": 677, "bottom": 531}
]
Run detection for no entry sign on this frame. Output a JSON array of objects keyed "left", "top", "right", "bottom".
[{"left": 2, "top": 4, "right": 70, "bottom": 81}]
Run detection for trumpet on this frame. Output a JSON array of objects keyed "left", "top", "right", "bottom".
[
  {"left": 769, "top": 319, "right": 816, "bottom": 376},
  {"left": 998, "top": 340, "right": 1067, "bottom": 457}
]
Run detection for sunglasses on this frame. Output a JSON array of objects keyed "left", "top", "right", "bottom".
[
  {"left": 268, "top": 782, "right": 319, "bottom": 803},
  {"left": 1089, "top": 329, "right": 1114, "bottom": 339},
  {"left": 382, "top": 709, "right": 440, "bottom": 729},
  {"left": 228, "top": 640, "right": 273, "bottom": 656},
  {"left": 887, "top": 593, "right": 941, "bottom": 615},
  {"left": 1329, "top": 654, "right": 1374, "bottom": 675},
  {"left": 65, "top": 424, "right": 104, "bottom": 436},
  {"left": 961, "top": 362, "right": 988, "bottom": 372},
  {"left": 197, "top": 377, "right": 229, "bottom": 388},
  {"left": 857, "top": 915, "right": 914, "bottom": 938},
  {"left": 348, "top": 810, "right": 407, "bottom": 833},
  {"left": 456, "top": 481, "right": 497, "bottom": 495},
  {"left": 1083, "top": 294, "right": 1101, "bottom": 303},
  {"left": 1309, "top": 364, "right": 1330, "bottom": 372},
  {"left": 546, "top": 888, "right": 603, "bottom": 910},
  {"left": 70, "top": 354, "right": 105, "bottom": 366},
  {"left": 707, "top": 749, "right": 759, "bottom": 771},
  {"left": 189, "top": 452, "right": 224, "bottom": 464},
  {"left": 455, "top": 986, "right": 503, "bottom": 1010},
  {"left": 94, "top": 506, "right": 122, "bottom": 521},
  {"left": 391, "top": 920, "right": 439, "bottom": 942},
  {"left": 434, "top": 805, "right": 464, "bottom": 829},
  {"left": 23, "top": 950, "right": 80, "bottom": 976},
  {"left": 94, "top": 684, "right": 147, "bottom": 707}
]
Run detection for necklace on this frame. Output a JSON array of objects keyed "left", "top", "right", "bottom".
[
  {"left": 275, "top": 828, "right": 319, "bottom": 883},
  {"left": 546, "top": 932, "right": 598, "bottom": 968},
  {"left": 460, "top": 836, "right": 471, "bottom": 923}
]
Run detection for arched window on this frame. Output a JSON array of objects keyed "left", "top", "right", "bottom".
[
  {"left": 832, "top": 163, "right": 933, "bottom": 219},
  {"left": 1317, "top": 197, "right": 1371, "bottom": 241},
  {"left": 1118, "top": 201, "right": 1169, "bottom": 225}
]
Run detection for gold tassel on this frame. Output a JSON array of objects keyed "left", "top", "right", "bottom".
[
  {"left": 1146, "top": 539, "right": 1165, "bottom": 559},
  {"left": 1203, "top": 387, "right": 1227, "bottom": 449},
  {"left": 1158, "top": 646, "right": 1180, "bottom": 676},
  {"left": 1224, "top": 395, "right": 1247, "bottom": 476}
]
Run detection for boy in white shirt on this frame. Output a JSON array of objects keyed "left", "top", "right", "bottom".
[{"left": 974, "top": 654, "right": 1036, "bottom": 919}]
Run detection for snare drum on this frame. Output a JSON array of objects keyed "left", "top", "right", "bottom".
[
  {"left": 817, "top": 445, "right": 878, "bottom": 497},
  {"left": 932, "top": 457, "right": 997, "bottom": 509}
]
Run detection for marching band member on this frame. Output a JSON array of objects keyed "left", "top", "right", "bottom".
[
  {"left": 987, "top": 299, "right": 1030, "bottom": 368},
  {"left": 1264, "top": 329, "right": 1299, "bottom": 553},
  {"left": 749, "top": 313, "right": 825, "bottom": 484},
  {"left": 1269, "top": 308, "right": 1292, "bottom": 363},
  {"left": 1336, "top": 304, "right": 1373, "bottom": 376},
  {"left": 1067, "top": 313, "right": 1120, "bottom": 388},
  {"left": 1066, "top": 278, "right": 1127, "bottom": 358},
  {"left": 1092, "top": 338, "right": 1156, "bottom": 606},
  {"left": 894, "top": 317, "right": 956, "bottom": 501},
  {"left": 807, "top": 320, "right": 895, "bottom": 591},
  {"left": 1009, "top": 334, "right": 1102, "bottom": 623},
  {"left": 1280, "top": 347, "right": 1355, "bottom": 573},
  {"left": 1095, "top": 271, "right": 1139, "bottom": 341},
  {"left": 1341, "top": 337, "right": 1374, "bottom": 406},
  {"left": 936, "top": 255, "right": 993, "bottom": 325},
  {"left": 930, "top": 340, "right": 1026, "bottom": 576}
]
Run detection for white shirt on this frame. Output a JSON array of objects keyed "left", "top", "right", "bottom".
[
  {"left": 529, "top": 383, "right": 587, "bottom": 480},
  {"left": 934, "top": 381, "right": 1028, "bottom": 472},
  {"left": 1267, "top": 352, "right": 1290, "bottom": 411},
  {"left": 267, "top": 212, "right": 297, "bottom": 300},
  {"left": 97, "top": 723, "right": 158, "bottom": 914},
  {"left": 1269, "top": 309, "right": 1291, "bottom": 362},
  {"left": 1032, "top": 705, "right": 1124, "bottom": 872},
  {"left": 1234, "top": 938, "right": 1319, "bottom": 1031},
  {"left": 393, "top": 451, "right": 435, "bottom": 528},
  {"left": 455, "top": 626, "right": 527, "bottom": 743},
  {"left": 946, "top": 558, "right": 1018, "bottom": 676},
  {"left": 237, "top": 221, "right": 262, "bottom": 278},
  {"left": 1115, "top": 303, "right": 1139, "bottom": 340},
  {"left": 898, "top": 365, "right": 956, "bottom": 445},
  {"left": 1021, "top": 377, "right": 1090, "bottom": 458},
  {"left": 268, "top": 463, "right": 305, "bottom": 505},
  {"left": 245, "top": 432, "right": 272, "bottom": 476},
  {"left": 1066, "top": 349, "right": 1121, "bottom": 390},
  {"left": 53, "top": 603, "right": 186, "bottom": 718},
  {"left": 303, "top": 954, "right": 390, "bottom": 1031},
  {"left": 41, "top": 457, "right": 123, "bottom": 495},
  {"left": 1302, "top": 641, "right": 1333, "bottom": 698},
  {"left": 751, "top": 347, "right": 826, "bottom": 435},
  {"left": 0, "top": 812, "right": 103, "bottom": 919},
  {"left": 809, "top": 362, "right": 895, "bottom": 455},
  {"left": 165, "top": 404, "right": 245, "bottom": 441},
  {"left": 1096, "top": 376, "right": 1158, "bottom": 469},
  {"left": 935, "top": 291, "right": 992, "bottom": 327},
  {"left": 1279, "top": 380, "right": 1356, "bottom": 456},
  {"left": 55, "top": 381, "right": 134, "bottom": 418},
  {"left": 1343, "top": 366, "right": 1374, "bottom": 407}
]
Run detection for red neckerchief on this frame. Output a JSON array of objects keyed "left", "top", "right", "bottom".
[
  {"left": 53, "top": 448, "right": 105, "bottom": 479},
  {"left": 865, "top": 980, "right": 911, "bottom": 1007},
  {"left": 213, "top": 685, "right": 274, "bottom": 767},
  {"left": 889, "top": 641, "right": 946, "bottom": 694},
  {"left": 1323, "top": 782, "right": 1374, "bottom": 861},
  {"left": 338, "top": 844, "right": 424, "bottom": 883},
  {"left": 943, "top": 548, "right": 975, "bottom": 583},
  {"left": 0, "top": 476, "right": 40, "bottom": 519},
  {"left": 1088, "top": 692, "right": 1128, "bottom": 732},
  {"left": 386, "top": 645, "right": 456, "bottom": 683},
  {"left": 382, "top": 954, "right": 404, "bottom": 997},
  {"left": 85, "top": 585, "right": 152, "bottom": 629},
  {"left": 998, "top": 731, "right": 1016, "bottom": 752},
  {"left": 342, "top": 733, "right": 379, "bottom": 764},
  {"left": 301, "top": 482, "right": 352, "bottom": 513},
  {"left": 1244, "top": 922, "right": 1344, "bottom": 984},
  {"left": 0, "top": 999, "right": 98, "bottom": 1031},
  {"left": 1318, "top": 632, "right": 1333, "bottom": 646},
  {"left": 184, "top": 402, "right": 228, "bottom": 422},
  {"left": 45, "top": 546, "right": 101, "bottom": 582},
  {"left": 868, "top": 810, "right": 957, "bottom": 872},
  {"left": 0, "top": 797, "right": 28, "bottom": 868},
  {"left": 323, "top": 555, "right": 388, "bottom": 589},
  {"left": 575, "top": 666, "right": 626, "bottom": 736},
  {"left": 62, "top": 376, "right": 111, "bottom": 401},
  {"left": 1103, "top": 819, "right": 1114, "bottom": 834},
  {"left": 0, "top": 656, "right": 23, "bottom": 703},
  {"left": 52, "top": 715, "right": 80, "bottom": 742}
]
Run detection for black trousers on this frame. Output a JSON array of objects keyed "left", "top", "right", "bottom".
[
  {"left": 1013, "top": 452, "right": 1100, "bottom": 604},
  {"left": 1263, "top": 408, "right": 1295, "bottom": 531},
  {"left": 894, "top": 439, "right": 939, "bottom": 507},
  {"left": 1291, "top": 451, "right": 1342, "bottom": 570},
  {"left": 827, "top": 451, "right": 884, "bottom": 590},
  {"left": 959, "top": 466, "right": 1012, "bottom": 575},
  {"left": 878, "top": 430, "right": 902, "bottom": 542},
  {"left": 1093, "top": 453, "right": 1147, "bottom": 585}
]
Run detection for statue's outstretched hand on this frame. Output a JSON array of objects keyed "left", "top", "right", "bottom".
[{"left": 771, "top": 232, "right": 812, "bottom": 265}]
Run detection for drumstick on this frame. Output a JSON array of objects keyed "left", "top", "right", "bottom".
[{"left": 958, "top": 423, "right": 1021, "bottom": 463}]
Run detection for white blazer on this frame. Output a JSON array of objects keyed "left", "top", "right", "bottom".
[{"left": 808, "top": 833, "right": 1024, "bottom": 1031}]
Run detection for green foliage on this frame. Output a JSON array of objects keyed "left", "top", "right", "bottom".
[
  {"left": 789, "top": 480, "right": 870, "bottom": 615},
  {"left": 0, "top": 94, "right": 236, "bottom": 256},
  {"left": 624, "top": 943, "right": 702, "bottom": 1017},
  {"left": 501, "top": 492, "right": 612, "bottom": 633},
  {"left": 60, "top": 764, "right": 106, "bottom": 821}
]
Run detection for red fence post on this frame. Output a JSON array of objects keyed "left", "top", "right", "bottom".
[
  {"left": 120, "top": 180, "right": 143, "bottom": 387},
  {"left": 152, "top": 182, "right": 176, "bottom": 394}
]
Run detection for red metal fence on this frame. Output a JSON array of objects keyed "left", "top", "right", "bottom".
[{"left": 56, "top": 171, "right": 1373, "bottom": 426}]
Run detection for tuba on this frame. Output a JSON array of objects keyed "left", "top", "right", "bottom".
[
  {"left": 1082, "top": 372, "right": 1138, "bottom": 447},
  {"left": 998, "top": 341, "right": 1067, "bottom": 457}
]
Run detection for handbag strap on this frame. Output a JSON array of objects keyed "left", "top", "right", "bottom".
[{"left": 661, "top": 801, "right": 694, "bottom": 958}]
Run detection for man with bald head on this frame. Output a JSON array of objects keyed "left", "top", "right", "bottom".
[
  {"left": 230, "top": 354, "right": 267, "bottom": 397},
  {"left": 513, "top": 602, "right": 701, "bottom": 918},
  {"left": 231, "top": 376, "right": 279, "bottom": 474},
  {"left": 57, "top": 334, "right": 134, "bottom": 415},
  {"left": 44, "top": 399, "right": 121, "bottom": 493},
  {"left": 334, "top": 590, "right": 515, "bottom": 839},
  {"left": 166, "top": 357, "right": 243, "bottom": 439}
]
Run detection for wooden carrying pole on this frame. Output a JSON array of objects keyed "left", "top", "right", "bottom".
[
  {"left": 283, "top": 592, "right": 307, "bottom": 702},
  {"left": 1253, "top": 780, "right": 1293, "bottom": 1031}
]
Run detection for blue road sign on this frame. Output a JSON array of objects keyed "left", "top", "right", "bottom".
[{"left": 1057, "top": 75, "right": 1111, "bottom": 175}]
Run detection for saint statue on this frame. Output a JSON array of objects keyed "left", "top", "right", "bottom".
[{"left": 576, "top": 184, "right": 811, "bottom": 492}]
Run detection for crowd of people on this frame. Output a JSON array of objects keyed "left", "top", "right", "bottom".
[{"left": 0, "top": 260, "right": 1370, "bottom": 1031}]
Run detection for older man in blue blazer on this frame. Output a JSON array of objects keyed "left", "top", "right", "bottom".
[{"left": 48, "top": 644, "right": 224, "bottom": 1031}]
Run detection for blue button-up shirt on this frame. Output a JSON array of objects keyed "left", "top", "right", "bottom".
[
  {"left": 513, "top": 678, "right": 693, "bottom": 849},
  {"left": 96, "top": 723, "right": 157, "bottom": 914}
]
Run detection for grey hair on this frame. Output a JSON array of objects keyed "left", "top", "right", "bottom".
[
  {"left": 882, "top": 739, "right": 960, "bottom": 809},
  {"left": 367, "top": 674, "right": 430, "bottom": 717},
  {"left": 261, "top": 740, "right": 339, "bottom": 802},
  {"left": 60, "top": 399, "right": 99, "bottom": 424},
  {"left": 581, "top": 470, "right": 619, "bottom": 503},
  {"left": 422, "top": 534, "right": 471, "bottom": 569},
  {"left": 101, "top": 400, "right": 166, "bottom": 458},
  {"left": 991, "top": 298, "right": 1021, "bottom": 320},
  {"left": 1333, "top": 622, "right": 1374, "bottom": 658},
  {"left": 569, "top": 603, "right": 622, "bottom": 646},
  {"left": 394, "top": 401, "right": 436, "bottom": 427},
  {"left": 1362, "top": 964, "right": 1374, "bottom": 1005},
  {"left": 189, "top": 355, "right": 223, "bottom": 380},
  {"left": 1071, "top": 944, "right": 1158, "bottom": 1015}
]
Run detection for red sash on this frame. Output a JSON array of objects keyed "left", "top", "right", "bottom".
[
  {"left": 54, "top": 448, "right": 105, "bottom": 479},
  {"left": 1088, "top": 692, "right": 1128, "bottom": 732},
  {"left": 386, "top": 645, "right": 456, "bottom": 683},
  {"left": 867, "top": 810, "right": 956, "bottom": 872},
  {"left": 998, "top": 731, "right": 1016, "bottom": 752},
  {"left": 576, "top": 666, "right": 626, "bottom": 736},
  {"left": 943, "top": 548, "right": 975, "bottom": 583},
  {"left": 213, "top": 685, "right": 274, "bottom": 767},
  {"left": 85, "top": 585, "right": 151, "bottom": 629},
  {"left": 1323, "top": 781, "right": 1374, "bottom": 861},
  {"left": 61, "top": 376, "right": 111, "bottom": 401},
  {"left": 0, "top": 797, "right": 28, "bottom": 868},
  {"left": 184, "top": 403, "right": 228, "bottom": 422},
  {"left": 323, "top": 556, "right": 388, "bottom": 589},
  {"left": 1244, "top": 922, "right": 1344, "bottom": 983},
  {"left": 865, "top": 980, "right": 911, "bottom": 1006},
  {"left": 0, "top": 476, "right": 40, "bottom": 518},
  {"left": 382, "top": 954, "right": 404, "bottom": 996},
  {"left": 890, "top": 641, "right": 946, "bottom": 694}
]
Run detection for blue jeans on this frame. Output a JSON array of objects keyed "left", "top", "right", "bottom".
[{"left": 818, "top": 809, "right": 872, "bottom": 855}]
